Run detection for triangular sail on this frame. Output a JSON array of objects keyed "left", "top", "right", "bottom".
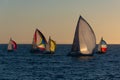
[
  {"left": 8, "top": 38, "right": 13, "bottom": 50},
  {"left": 46, "top": 37, "right": 50, "bottom": 52},
  {"left": 71, "top": 16, "right": 96, "bottom": 55},
  {"left": 7, "top": 38, "right": 17, "bottom": 50},
  {"left": 46, "top": 36, "right": 56, "bottom": 53},
  {"left": 11, "top": 39, "right": 17, "bottom": 50},
  {"left": 71, "top": 16, "right": 80, "bottom": 52},
  {"left": 101, "top": 38, "right": 107, "bottom": 45},
  {"left": 98, "top": 37, "right": 107, "bottom": 52},
  {"left": 49, "top": 37, "right": 56, "bottom": 52},
  {"left": 33, "top": 29, "right": 47, "bottom": 51}
]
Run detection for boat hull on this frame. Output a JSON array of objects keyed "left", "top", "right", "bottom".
[
  {"left": 30, "top": 48, "right": 43, "bottom": 53},
  {"left": 67, "top": 52, "right": 93, "bottom": 57},
  {"left": 44, "top": 51, "right": 55, "bottom": 54},
  {"left": 97, "top": 51, "right": 106, "bottom": 54},
  {"left": 7, "top": 50, "right": 14, "bottom": 52}
]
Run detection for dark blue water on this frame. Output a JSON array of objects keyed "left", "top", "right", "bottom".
[{"left": 0, "top": 44, "right": 120, "bottom": 80}]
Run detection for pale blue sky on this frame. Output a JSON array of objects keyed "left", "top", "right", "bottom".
[{"left": 0, "top": 0, "right": 120, "bottom": 44}]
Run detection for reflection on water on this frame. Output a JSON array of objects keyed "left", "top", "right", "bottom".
[{"left": 78, "top": 56, "right": 94, "bottom": 61}]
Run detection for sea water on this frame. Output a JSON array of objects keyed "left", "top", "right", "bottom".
[{"left": 0, "top": 44, "right": 120, "bottom": 80}]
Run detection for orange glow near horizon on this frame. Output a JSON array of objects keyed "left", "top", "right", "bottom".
[{"left": 0, "top": 0, "right": 120, "bottom": 44}]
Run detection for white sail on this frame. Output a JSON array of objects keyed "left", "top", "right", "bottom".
[
  {"left": 7, "top": 39, "right": 13, "bottom": 50},
  {"left": 7, "top": 38, "right": 13, "bottom": 51},
  {"left": 98, "top": 37, "right": 107, "bottom": 52},
  {"left": 46, "top": 38, "right": 50, "bottom": 52},
  {"left": 71, "top": 16, "right": 96, "bottom": 55},
  {"left": 101, "top": 40, "right": 107, "bottom": 48}
]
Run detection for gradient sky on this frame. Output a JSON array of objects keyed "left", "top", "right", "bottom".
[{"left": 0, "top": 0, "right": 120, "bottom": 44}]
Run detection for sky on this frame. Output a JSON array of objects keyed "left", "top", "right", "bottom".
[{"left": 0, "top": 0, "right": 120, "bottom": 44}]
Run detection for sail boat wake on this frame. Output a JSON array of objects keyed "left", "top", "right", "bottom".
[{"left": 68, "top": 16, "right": 96, "bottom": 56}]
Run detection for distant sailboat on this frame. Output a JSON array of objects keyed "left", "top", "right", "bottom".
[
  {"left": 30, "top": 28, "right": 47, "bottom": 53},
  {"left": 98, "top": 37, "right": 107, "bottom": 53},
  {"left": 45, "top": 36, "right": 56, "bottom": 54},
  {"left": 68, "top": 16, "right": 96, "bottom": 56},
  {"left": 7, "top": 38, "right": 17, "bottom": 52}
]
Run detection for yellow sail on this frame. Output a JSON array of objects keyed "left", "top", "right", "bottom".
[{"left": 50, "top": 39, "right": 56, "bottom": 53}]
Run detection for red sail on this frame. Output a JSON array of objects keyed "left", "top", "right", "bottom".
[
  {"left": 11, "top": 40, "right": 17, "bottom": 50},
  {"left": 101, "top": 48, "right": 107, "bottom": 53}
]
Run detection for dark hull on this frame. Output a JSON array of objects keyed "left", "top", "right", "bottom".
[
  {"left": 67, "top": 52, "right": 93, "bottom": 57},
  {"left": 97, "top": 51, "right": 106, "bottom": 54},
  {"left": 7, "top": 50, "right": 14, "bottom": 52},
  {"left": 30, "top": 49, "right": 43, "bottom": 53},
  {"left": 44, "top": 51, "right": 55, "bottom": 54}
]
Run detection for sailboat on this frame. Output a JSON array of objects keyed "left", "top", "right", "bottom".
[
  {"left": 97, "top": 37, "right": 107, "bottom": 53},
  {"left": 7, "top": 38, "right": 17, "bottom": 52},
  {"left": 68, "top": 16, "right": 96, "bottom": 56},
  {"left": 30, "top": 28, "right": 47, "bottom": 53},
  {"left": 45, "top": 36, "right": 56, "bottom": 54}
]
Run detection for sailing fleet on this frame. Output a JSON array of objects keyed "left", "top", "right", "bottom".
[
  {"left": 6, "top": 15, "right": 108, "bottom": 56},
  {"left": 30, "top": 28, "right": 56, "bottom": 54}
]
